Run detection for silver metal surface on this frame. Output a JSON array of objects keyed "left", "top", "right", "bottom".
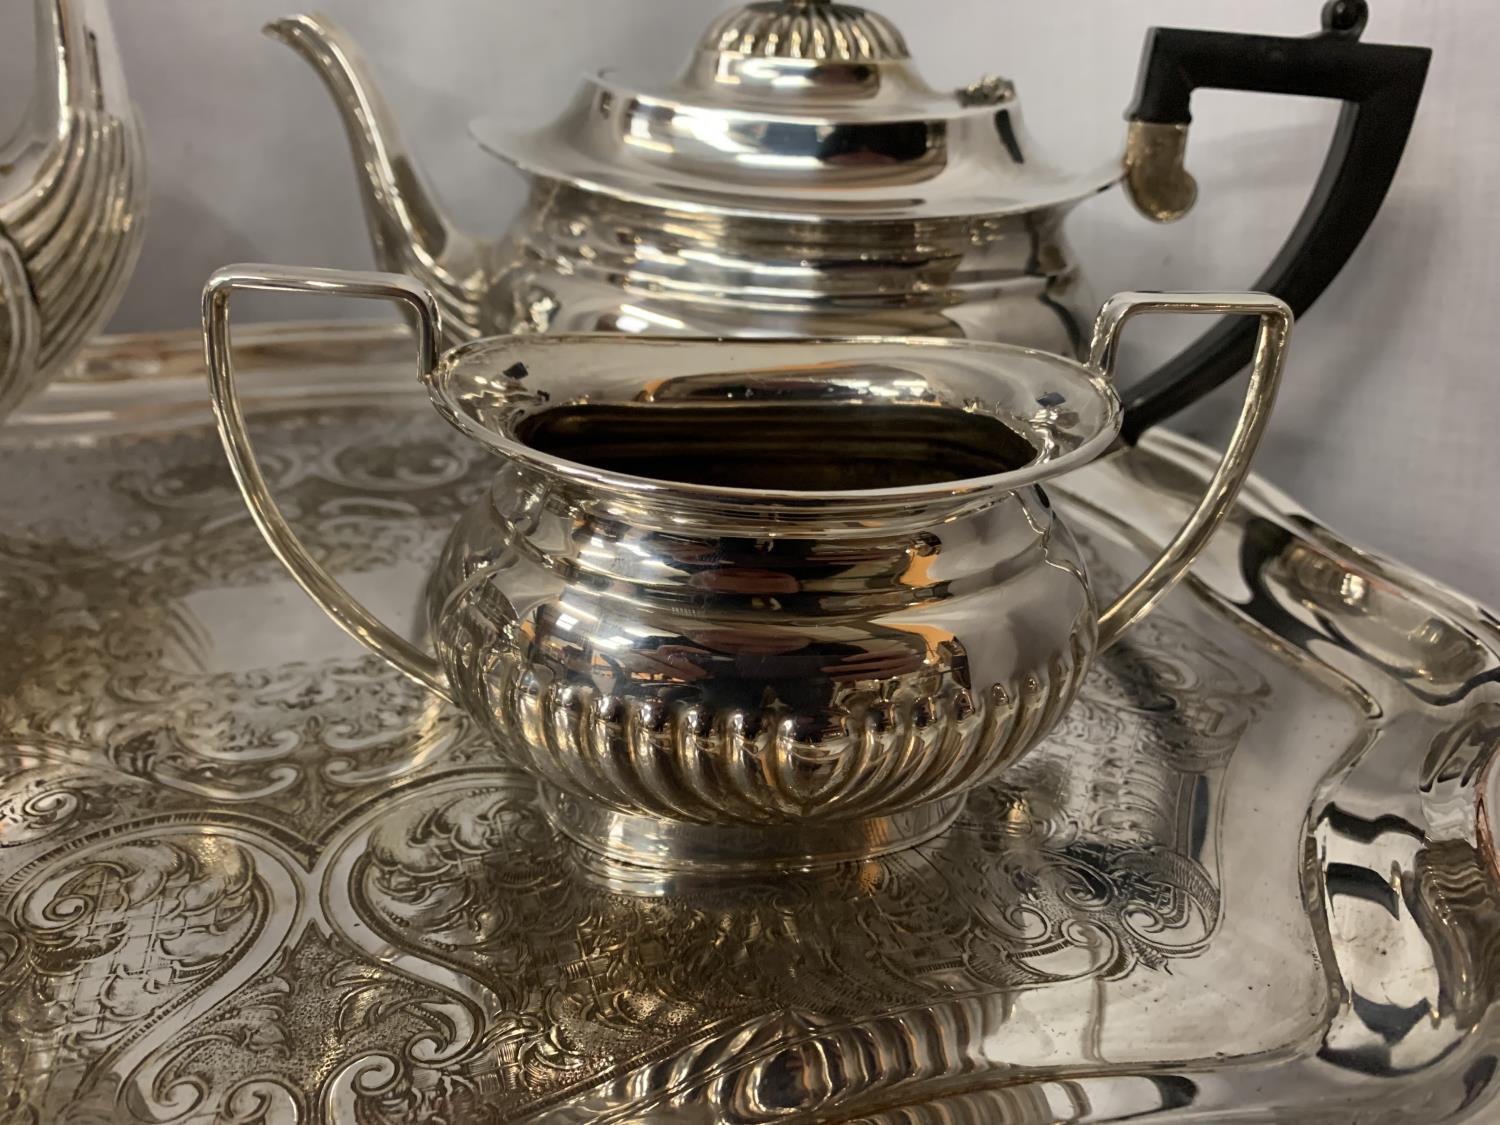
[
  {"left": 203, "top": 268, "right": 1289, "bottom": 869},
  {"left": 0, "top": 0, "right": 147, "bottom": 420},
  {"left": 1, "top": 321, "right": 1497, "bottom": 1120}
]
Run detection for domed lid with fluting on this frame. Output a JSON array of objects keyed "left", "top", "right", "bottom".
[
  {"left": 469, "top": 0, "right": 1121, "bottom": 222},
  {"left": 701, "top": 0, "right": 911, "bottom": 63}
]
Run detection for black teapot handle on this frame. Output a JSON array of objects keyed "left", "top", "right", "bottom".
[{"left": 1116, "top": 0, "right": 1430, "bottom": 444}]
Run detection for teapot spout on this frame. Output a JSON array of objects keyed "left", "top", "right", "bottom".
[{"left": 265, "top": 13, "right": 486, "bottom": 342}]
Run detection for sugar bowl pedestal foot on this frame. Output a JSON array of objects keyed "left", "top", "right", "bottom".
[{"left": 539, "top": 784, "right": 966, "bottom": 878}]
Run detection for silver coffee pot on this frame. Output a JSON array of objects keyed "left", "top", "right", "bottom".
[
  {"left": 0, "top": 0, "right": 147, "bottom": 421},
  {"left": 271, "top": 0, "right": 1425, "bottom": 433}
]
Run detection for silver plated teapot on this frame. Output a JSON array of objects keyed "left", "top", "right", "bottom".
[
  {"left": 204, "top": 263, "right": 1290, "bottom": 873},
  {"left": 270, "top": 0, "right": 1422, "bottom": 433},
  {"left": 0, "top": 0, "right": 147, "bottom": 421}
]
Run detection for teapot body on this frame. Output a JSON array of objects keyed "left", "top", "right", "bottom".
[
  {"left": 428, "top": 463, "right": 1097, "bottom": 865},
  {"left": 489, "top": 183, "right": 1092, "bottom": 351}
]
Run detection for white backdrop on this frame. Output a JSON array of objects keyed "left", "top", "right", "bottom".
[{"left": 4, "top": 1, "right": 1496, "bottom": 605}]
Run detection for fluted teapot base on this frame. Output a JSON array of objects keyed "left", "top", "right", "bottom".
[{"left": 539, "top": 785, "right": 965, "bottom": 878}]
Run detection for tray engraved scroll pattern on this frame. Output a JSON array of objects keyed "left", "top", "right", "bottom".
[{"left": 0, "top": 324, "right": 1496, "bottom": 1123}]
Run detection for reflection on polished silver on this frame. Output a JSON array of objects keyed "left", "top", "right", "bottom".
[
  {"left": 204, "top": 265, "right": 1289, "bottom": 869},
  {"left": 0, "top": 0, "right": 147, "bottom": 420},
  {"left": 2, "top": 321, "right": 1498, "bottom": 1119}
]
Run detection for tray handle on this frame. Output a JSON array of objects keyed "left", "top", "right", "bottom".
[
  {"left": 203, "top": 264, "right": 454, "bottom": 701},
  {"left": 1088, "top": 292, "right": 1293, "bottom": 649}
]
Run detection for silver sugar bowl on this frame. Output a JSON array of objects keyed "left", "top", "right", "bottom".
[
  {"left": 205, "top": 263, "right": 1290, "bottom": 873},
  {"left": 268, "top": 0, "right": 1420, "bottom": 431}
]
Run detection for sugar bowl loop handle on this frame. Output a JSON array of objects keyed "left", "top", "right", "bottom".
[
  {"left": 202, "top": 264, "right": 455, "bottom": 702},
  {"left": 1087, "top": 291, "right": 1292, "bottom": 650}
]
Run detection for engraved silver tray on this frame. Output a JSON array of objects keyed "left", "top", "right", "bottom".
[{"left": 2, "top": 323, "right": 1497, "bottom": 1124}]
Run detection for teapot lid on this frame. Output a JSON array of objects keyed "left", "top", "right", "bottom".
[{"left": 468, "top": 0, "right": 1122, "bottom": 223}]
